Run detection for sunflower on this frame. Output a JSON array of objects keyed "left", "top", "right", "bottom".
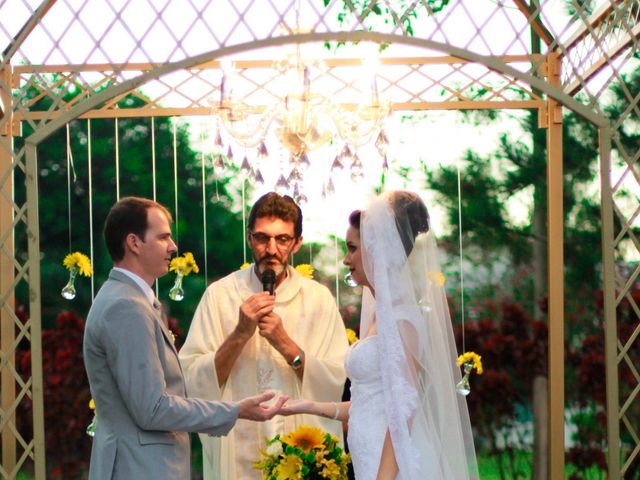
[
  {"left": 294, "top": 264, "right": 314, "bottom": 279},
  {"left": 457, "top": 351, "right": 484, "bottom": 375},
  {"left": 182, "top": 252, "right": 199, "bottom": 274},
  {"left": 170, "top": 252, "right": 199, "bottom": 276},
  {"left": 281, "top": 425, "right": 326, "bottom": 453},
  {"left": 63, "top": 252, "right": 93, "bottom": 277}
]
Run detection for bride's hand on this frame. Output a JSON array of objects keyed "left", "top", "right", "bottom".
[{"left": 278, "top": 398, "right": 316, "bottom": 416}]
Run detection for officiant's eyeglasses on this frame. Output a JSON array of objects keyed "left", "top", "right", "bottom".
[{"left": 249, "top": 232, "right": 295, "bottom": 249}]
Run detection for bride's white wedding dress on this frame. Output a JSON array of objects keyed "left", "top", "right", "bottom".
[
  {"left": 344, "top": 332, "right": 456, "bottom": 480},
  {"left": 345, "top": 335, "right": 386, "bottom": 480},
  {"left": 343, "top": 192, "right": 478, "bottom": 480}
]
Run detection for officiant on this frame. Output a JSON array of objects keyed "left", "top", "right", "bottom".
[{"left": 179, "top": 192, "right": 349, "bottom": 479}]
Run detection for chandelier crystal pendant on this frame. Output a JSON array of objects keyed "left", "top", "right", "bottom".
[{"left": 210, "top": 42, "right": 391, "bottom": 203}]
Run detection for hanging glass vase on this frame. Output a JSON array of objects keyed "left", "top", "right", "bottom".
[
  {"left": 169, "top": 272, "right": 185, "bottom": 301},
  {"left": 344, "top": 271, "right": 358, "bottom": 288},
  {"left": 456, "top": 362, "right": 473, "bottom": 396},
  {"left": 61, "top": 268, "right": 78, "bottom": 300},
  {"left": 86, "top": 413, "right": 98, "bottom": 437}
]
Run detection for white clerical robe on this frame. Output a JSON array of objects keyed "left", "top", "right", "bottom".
[{"left": 179, "top": 265, "right": 349, "bottom": 480}]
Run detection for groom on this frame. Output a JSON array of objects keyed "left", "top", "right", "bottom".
[{"left": 83, "top": 196, "right": 287, "bottom": 480}]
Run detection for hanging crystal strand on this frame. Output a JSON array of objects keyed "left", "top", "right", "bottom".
[
  {"left": 254, "top": 168, "right": 265, "bottom": 187},
  {"left": 339, "top": 144, "right": 352, "bottom": 165},
  {"left": 292, "top": 181, "right": 308, "bottom": 206},
  {"left": 382, "top": 154, "right": 389, "bottom": 172},
  {"left": 288, "top": 167, "right": 302, "bottom": 185},
  {"left": 213, "top": 153, "right": 226, "bottom": 176},
  {"left": 274, "top": 174, "right": 290, "bottom": 195},
  {"left": 324, "top": 176, "right": 335, "bottom": 198},
  {"left": 330, "top": 154, "right": 344, "bottom": 174},
  {"left": 226, "top": 144, "right": 234, "bottom": 165},
  {"left": 375, "top": 129, "right": 388, "bottom": 157},
  {"left": 350, "top": 152, "right": 364, "bottom": 182},
  {"left": 257, "top": 141, "right": 269, "bottom": 164},
  {"left": 297, "top": 152, "right": 310, "bottom": 172},
  {"left": 213, "top": 129, "right": 224, "bottom": 153},
  {"left": 240, "top": 154, "right": 252, "bottom": 177}
]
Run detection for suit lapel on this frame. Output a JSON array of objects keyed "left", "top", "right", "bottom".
[{"left": 108, "top": 269, "right": 179, "bottom": 355}]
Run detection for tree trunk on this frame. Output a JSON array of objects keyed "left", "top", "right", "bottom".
[
  {"left": 532, "top": 147, "right": 549, "bottom": 480},
  {"left": 532, "top": 375, "right": 549, "bottom": 480}
]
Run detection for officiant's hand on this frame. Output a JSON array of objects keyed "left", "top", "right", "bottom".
[
  {"left": 257, "top": 311, "right": 288, "bottom": 346},
  {"left": 236, "top": 292, "right": 275, "bottom": 339}
]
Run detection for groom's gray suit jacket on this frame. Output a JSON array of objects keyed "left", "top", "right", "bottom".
[{"left": 83, "top": 269, "right": 239, "bottom": 480}]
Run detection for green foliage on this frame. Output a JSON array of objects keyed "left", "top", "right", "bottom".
[
  {"left": 14, "top": 80, "right": 245, "bottom": 331},
  {"left": 321, "top": 0, "right": 450, "bottom": 49},
  {"left": 426, "top": 107, "right": 602, "bottom": 294}
]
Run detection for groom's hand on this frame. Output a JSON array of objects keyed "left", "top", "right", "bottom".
[{"left": 237, "top": 391, "right": 289, "bottom": 421}]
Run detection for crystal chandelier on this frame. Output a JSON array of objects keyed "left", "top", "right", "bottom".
[{"left": 209, "top": 43, "right": 391, "bottom": 204}]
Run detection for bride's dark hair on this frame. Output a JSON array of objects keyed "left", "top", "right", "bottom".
[
  {"left": 388, "top": 191, "right": 430, "bottom": 256},
  {"left": 348, "top": 209, "right": 362, "bottom": 229}
]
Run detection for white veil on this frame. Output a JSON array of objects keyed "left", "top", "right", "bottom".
[{"left": 359, "top": 191, "right": 478, "bottom": 480}]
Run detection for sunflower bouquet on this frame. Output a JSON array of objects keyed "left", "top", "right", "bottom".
[{"left": 254, "top": 424, "right": 351, "bottom": 480}]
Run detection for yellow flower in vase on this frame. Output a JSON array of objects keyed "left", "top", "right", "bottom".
[
  {"left": 346, "top": 328, "right": 358, "bottom": 345},
  {"left": 456, "top": 351, "right": 483, "bottom": 396},
  {"left": 169, "top": 252, "right": 199, "bottom": 301},
  {"left": 294, "top": 264, "right": 314, "bottom": 279},
  {"left": 61, "top": 252, "right": 92, "bottom": 300},
  {"left": 87, "top": 398, "right": 97, "bottom": 437},
  {"left": 427, "top": 270, "right": 446, "bottom": 286}
]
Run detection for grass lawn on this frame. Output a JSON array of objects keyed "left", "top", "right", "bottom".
[{"left": 477, "top": 450, "right": 606, "bottom": 479}]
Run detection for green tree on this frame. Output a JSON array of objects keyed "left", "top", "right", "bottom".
[{"left": 14, "top": 86, "right": 246, "bottom": 330}]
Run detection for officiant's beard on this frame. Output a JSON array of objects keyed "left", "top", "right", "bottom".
[{"left": 254, "top": 255, "right": 287, "bottom": 277}]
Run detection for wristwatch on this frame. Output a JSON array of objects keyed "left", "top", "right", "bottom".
[{"left": 290, "top": 350, "right": 305, "bottom": 370}]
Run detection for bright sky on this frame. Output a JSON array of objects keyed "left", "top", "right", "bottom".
[{"left": 186, "top": 107, "right": 529, "bottom": 246}]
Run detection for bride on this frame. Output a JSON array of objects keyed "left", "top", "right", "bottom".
[{"left": 280, "top": 191, "right": 478, "bottom": 479}]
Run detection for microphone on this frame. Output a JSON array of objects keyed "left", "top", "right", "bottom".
[{"left": 261, "top": 268, "right": 276, "bottom": 296}]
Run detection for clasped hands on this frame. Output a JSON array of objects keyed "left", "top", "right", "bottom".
[{"left": 238, "top": 391, "right": 313, "bottom": 421}]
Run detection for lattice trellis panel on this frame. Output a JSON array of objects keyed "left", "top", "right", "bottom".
[
  {"left": 9, "top": 56, "right": 547, "bottom": 123},
  {"left": 1, "top": 69, "right": 39, "bottom": 479},
  {"left": 1, "top": 0, "right": 639, "bottom": 479}
]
